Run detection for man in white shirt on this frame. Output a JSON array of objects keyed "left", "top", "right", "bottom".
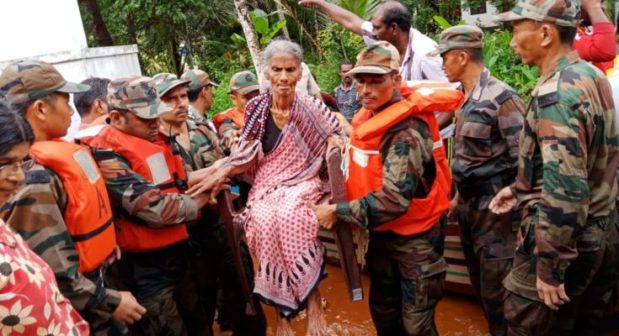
[{"left": 299, "top": 0, "right": 454, "bottom": 130}]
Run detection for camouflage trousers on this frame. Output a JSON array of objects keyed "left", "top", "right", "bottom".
[
  {"left": 117, "top": 242, "right": 187, "bottom": 336},
  {"left": 503, "top": 212, "right": 617, "bottom": 336},
  {"left": 83, "top": 269, "right": 128, "bottom": 336},
  {"left": 457, "top": 180, "right": 519, "bottom": 336},
  {"left": 175, "top": 215, "right": 267, "bottom": 336},
  {"left": 366, "top": 216, "right": 447, "bottom": 336}
]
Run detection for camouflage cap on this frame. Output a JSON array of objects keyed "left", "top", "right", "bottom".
[
  {"left": 0, "top": 60, "right": 90, "bottom": 105},
  {"left": 496, "top": 0, "right": 581, "bottom": 27},
  {"left": 180, "top": 69, "right": 219, "bottom": 92},
  {"left": 431, "top": 25, "right": 484, "bottom": 56},
  {"left": 107, "top": 76, "right": 170, "bottom": 119},
  {"left": 229, "top": 71, "right": 259, "bottom": 95},
  {"left": 153, "top": 72, "right": 191, "bottom": 97},
  {"left": 347, "top": 41, "right": 401, "bottom": 76}
]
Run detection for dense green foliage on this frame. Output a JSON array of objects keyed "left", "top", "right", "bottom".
[{"left": 79, "top": 0, "right": 615, "bottom": 113}]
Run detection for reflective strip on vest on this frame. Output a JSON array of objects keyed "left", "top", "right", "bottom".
[
  {"left": 85, "top": 126, "right": 189, "bottom": 252},
  {"left": 345, "top": 81, "right": 459, "bottom": 235}
]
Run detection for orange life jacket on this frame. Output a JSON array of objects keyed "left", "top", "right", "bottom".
[
  {"left": 213, "top": 107, "right": 245, "bottom": 132},
  {"left": 346, "top": 81, "right": 463, "bottom": 235},
  {"left": 86, "top": 126, "right": 189, "bottom": 252},
  {"left": 29, "top": 140, "right": 116, "bottom": 273}
]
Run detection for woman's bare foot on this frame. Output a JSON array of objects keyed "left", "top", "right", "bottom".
[
  {"left": 306, "top": 289, "right": 328, "bottom": 336},
  {"left": 276, "top": 316, "right": 294, "bottom": 336}
]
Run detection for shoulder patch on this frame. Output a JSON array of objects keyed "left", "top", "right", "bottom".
[
  {"left": 536, "top": 79, "right": 560, "bottom": 108},
  {"left": 537, "top": 92, "right": 559, "bottom": 108},
  {"left": 25, "top": 170, "right": 51, "bottom": 184},
  {"left": 495, "top": 90, "right": 514, "bottom": 104}
]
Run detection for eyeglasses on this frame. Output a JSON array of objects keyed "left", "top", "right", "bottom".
[{"left": 0, "top": 160, "right": 34, "bottom": 177}]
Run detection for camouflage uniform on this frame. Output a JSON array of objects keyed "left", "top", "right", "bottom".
[
  {"left": 181, "top": 69, "right": 219, "bottom": 132},
  {"left": 335, "top": 43, "right": 448, "bottom": 336},
  {"left": 216, "top": 110, "right": 241, "bottom": 153},
  {"left": 174, "top": 120, "right": 267, "bottom": 336},
  {"left": 0, "top": 60, "right": 124, "bottom": 335},
  {"left": 213, "top": 71, "right": 260, "bottom": 153},
  {"left": 497, "top": 2, "right": 619, "bottom": 334},
  {"left": 91, "top": 77, "right": 201, "bottom": 336},
  {"left": 337, "top": 117, "right": 447, "bottom": 336},
  {"left": 436, "top": 26, "right": 526, "bottom": 335}
]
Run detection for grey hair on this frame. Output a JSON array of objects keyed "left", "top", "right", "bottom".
[{"left": 261, "top": 40, "right": 303, "bottom": 69}]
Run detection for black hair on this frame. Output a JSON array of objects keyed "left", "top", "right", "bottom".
[
  {"left": 463, "top": 48, "right": 483, "bottom": 63},
  {"left": 378, "top": 1, "right": 412, "bottom": 32},
  {"left": 12, "top": 93, "right": 59, "bottom": 116},
  {"left": 187, "top": 87, "right": 203, "bottom": 102},
  {"left": 557, "top": 25, "right": 577, "bottom": 45},
  {"left": 340, "top": 60, "right": 354, "bottom": 71},
  {"left": 0, "top": 99, "right": 34, "bottom": 157},
  {"left": 73, "top": 77, "right": 111, "bottom": 117}
]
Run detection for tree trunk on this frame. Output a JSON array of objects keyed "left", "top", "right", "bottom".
[
  {"left": 79, "top": 0, "right": 114, "bottom": 46},
  {"left": 233, "top": 0, "right": 265, "bottom": 87},
  {"left": 170, "top": 35, "right": 182, "bottom": 76},
  {"left": 274, "top": 0, "right": 290, "bottom": 38}
]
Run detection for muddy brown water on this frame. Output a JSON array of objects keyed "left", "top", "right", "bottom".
[{"left": 215, "top": 264, "right": 487, "bottom": 335}]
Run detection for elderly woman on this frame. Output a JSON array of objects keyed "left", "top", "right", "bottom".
[{"left": 190, "top": 40, "right": 341, "bottom": 335}]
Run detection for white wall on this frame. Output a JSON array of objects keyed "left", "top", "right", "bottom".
[
  {"left": 0, "top": 0, "right": 144, "bottom": 140},
  {"left": 0, "top": 0, "right": 88, "bottom": 62},
  {"left": 461, "top": 1, "right": 500, "bottom": 28},
  {"left": 0, "top": 45, "right": 143, "bottom": 83},
  {"left": 0, "top": 46, "right": 143, "bottom": 140}
]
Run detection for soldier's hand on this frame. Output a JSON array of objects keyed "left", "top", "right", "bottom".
[
  {"left": 447, "top": 192, "right": 459, "bottom": 221},
  {"left": 193, "top": 180, "right": 230, "bottom": 208},
  {"left": 332, "top": 113, "right": 353, "bottom": 136},
  {"left": 489, "top": 186, "right": 516, "bottom": 214},
  {"left": 104, "top": 245, "right": 122, "bottom": 266},
  {"left": 307, "top": 202, "right": 338, "bottom": 230},
  {"left": 113, "top": 291, "right": 146, "bottom": 325},
  {"left": 536, "top": 277, "right": 570, "bottom": 310},
  {"left": 187, "top": 168, "right": 228, "bottom": 197}
]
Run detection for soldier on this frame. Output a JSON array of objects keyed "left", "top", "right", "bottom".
[
  {"left": 0, "top": 60, "right": 146, "bottom": 335},
  {"left": 309, "top": 41, "right": 462, "bottom": 335},
  {"left": 83, "top": 76, "right": 215, "bottom": 336},
  {"left": 490, "top": 0, "right": 619, "bottom": 334},
  {"left": 212, "top": 70, "right": 260, "bottom": 153},
  {"left": 181, "top": 68, "right": 219, "bottom": 131},
  {"left": 435, "top": 25, "right": 525, "bottom": 336},
  {"left": 73, "top": 77, "right": 111, "bottom": 138}
]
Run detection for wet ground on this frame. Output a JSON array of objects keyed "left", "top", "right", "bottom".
[{"left": 215, "top": 264, "right": 488, "bottom": 335}]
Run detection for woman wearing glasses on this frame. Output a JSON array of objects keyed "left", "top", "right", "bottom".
[{"left": 0, "top": 101, "right": 89, "bottom": 335}]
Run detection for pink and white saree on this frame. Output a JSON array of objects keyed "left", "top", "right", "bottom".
[{"left": 228, "top": 93, "right": 341, "bottom": 317}]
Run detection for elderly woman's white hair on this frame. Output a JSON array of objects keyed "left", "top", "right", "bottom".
[{"left": 261, "top": 39, "right": 304, "bottom": 74}]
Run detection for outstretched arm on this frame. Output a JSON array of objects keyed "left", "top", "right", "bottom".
[
  {"left": 574, "top": 0, "right": 616, "bottom": 62},
  {"left": 299, "top": 0, "right": 365, "bottom": 35}
]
